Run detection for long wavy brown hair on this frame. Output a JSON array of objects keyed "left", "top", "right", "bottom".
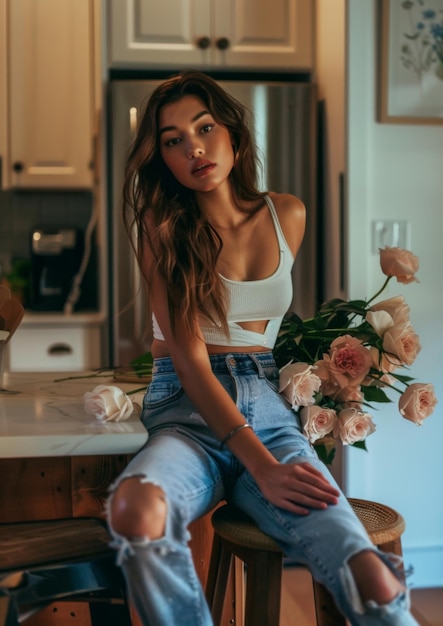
[{"left": 122, "top": 71, "right": 265, "bottom": 335}]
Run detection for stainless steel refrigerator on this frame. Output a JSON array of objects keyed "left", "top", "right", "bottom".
[{"left": 108, "top": 77, "right": 322, "bottom": 367}]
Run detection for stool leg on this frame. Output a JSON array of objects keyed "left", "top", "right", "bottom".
[
  {"left": 312, "top": 580, "right": 346, "bottom": 626},
  {"left": 243, "top": 551, "right": 282, "bottom": 626},
  {"left": 206, "top": 534, "right": 233, "bottom": 625}
]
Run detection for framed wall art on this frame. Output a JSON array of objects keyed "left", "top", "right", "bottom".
[{"left": 378, "top": 0, "right": 443, "bottom": 125}]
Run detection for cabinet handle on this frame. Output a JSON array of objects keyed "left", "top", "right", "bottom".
[
  {"left": 48, "top": 343, "right": 73, "bottom": 356},
  {"left": 216, "top": 37, "right": 230, "bottom": 50},
  {"left": 12, "top": 161, "right": 24, "bottom": 173},
  {"left": 196, "top": 36, "right": 211, "bottom": 49}
]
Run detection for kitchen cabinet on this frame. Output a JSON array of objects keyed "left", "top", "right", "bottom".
[
  {"left": 0, "top": 0, "right": 96, "bottom": 189},
  {"left": 8, "top": 313, "right": 106, "bottom": 372},
  {"left": 108, "top": 0, "right": 314, "bottom": 71}
]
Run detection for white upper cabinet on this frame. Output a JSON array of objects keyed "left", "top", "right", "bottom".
[
  {"left": 2, "top": 0, "right": 95, "bottom": 189},
  {"left": 108, "top": 0, "right": 314, "bottom": 71}
]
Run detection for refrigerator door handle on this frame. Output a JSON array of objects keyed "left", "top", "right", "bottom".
[{"left": 130, "top": 223, "right": 145, "bottom": 342}]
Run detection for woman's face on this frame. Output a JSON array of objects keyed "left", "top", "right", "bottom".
[{"left": 158, "top": 95, "right": 235, "bottom": 193}]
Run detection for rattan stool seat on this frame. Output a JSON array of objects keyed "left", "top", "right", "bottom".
[
  {"left": 206, "top": 498, "right": 406, "bottom": 626},
  {"left": 348, "top": 497, "right": 405, "bottom": 546}
]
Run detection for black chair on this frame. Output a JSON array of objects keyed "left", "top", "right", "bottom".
[{"left": 0, "top": 517, "right": 132, "bottom": 626}]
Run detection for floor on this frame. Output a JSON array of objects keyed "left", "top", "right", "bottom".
[{"left": 280, "top": 566, "right": 443, "bottom": 626}]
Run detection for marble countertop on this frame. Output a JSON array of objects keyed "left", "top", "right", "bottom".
[{"left": 0, "top": 372, "right": 149, "bottom": 458}]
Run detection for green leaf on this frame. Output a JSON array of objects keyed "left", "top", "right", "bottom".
[
  {"left": 314, "top": 443, "right": 336, "bottom": 465},
  {"left": 351, "top": 440, "right": 368, "bottom": 451},
  {"left": 391, "top": 372, "right": 415, "bottom": 383},
  {"left": 130, "top": 351, "right": 154, "bottom": 376},
  {"left": 361, "top": 386, "right": 392, "bottom": 403}
]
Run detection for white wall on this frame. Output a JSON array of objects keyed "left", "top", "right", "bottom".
[{"left": 346, "top": 1, "right": 443, "bottom": 588}]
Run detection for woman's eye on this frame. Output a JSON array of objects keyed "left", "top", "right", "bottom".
[
  {"left": 164, "top": 137, "right": 180, "bottom": 147},
  {"left": 200, "top": 124, "right": 214, "bottom": 134}
]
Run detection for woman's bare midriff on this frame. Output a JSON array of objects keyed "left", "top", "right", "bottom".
[{"left": 151, "top": 338, "right": 271, "bottom": 359}]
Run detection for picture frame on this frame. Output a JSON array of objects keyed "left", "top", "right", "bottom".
[{"left": 378, "top": 0, "right": 443, "bottom": 125}]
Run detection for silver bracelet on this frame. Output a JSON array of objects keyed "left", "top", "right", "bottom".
[{"left": 219, "top": 423, "right": 252, "bottom": 450}]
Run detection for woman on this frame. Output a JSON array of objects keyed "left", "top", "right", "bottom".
[{"left": 108, "top": 71, "right": 417, "bottom": 625}]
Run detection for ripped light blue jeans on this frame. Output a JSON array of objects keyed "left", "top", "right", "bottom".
[{"left": 107, "top": 352, "right": 417, "bottom": 626}]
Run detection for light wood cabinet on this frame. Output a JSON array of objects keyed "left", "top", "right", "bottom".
[
  {"left": 108, "top": 0, "right": 314, "bottom": 71},
  {"left": 1, "top": 0, "right": 96, "bottom": 189}
]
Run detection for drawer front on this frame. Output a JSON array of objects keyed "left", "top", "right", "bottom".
[{"left": 9, "top": 327, "right": 101, "bottom": 371}]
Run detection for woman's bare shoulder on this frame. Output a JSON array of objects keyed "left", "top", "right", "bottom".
[
  {"left": 267, "top": 192, "right": 306, "bottom": 255},
  {"left": 267, "top": 191, "right": 306, "bottom": 216}
]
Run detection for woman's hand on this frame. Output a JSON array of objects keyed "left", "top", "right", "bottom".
[{"left": 254, "top": 461, "right": 340, "bottom": 515}]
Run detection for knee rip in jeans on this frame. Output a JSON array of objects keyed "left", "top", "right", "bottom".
[
  {"left": 339, "top": 549, "right": 410, "bottom": 616},
  {"left": 106, "top": 474, "right": 171, "bottom": 566}
]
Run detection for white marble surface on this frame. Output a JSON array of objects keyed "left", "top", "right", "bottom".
[{"left": 0, "top": 372, "right": 149, "bottom": 458}]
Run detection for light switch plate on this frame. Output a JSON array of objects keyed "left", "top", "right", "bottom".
[{"left": 372, "top": 220, "right": 410, "bottom": 253}]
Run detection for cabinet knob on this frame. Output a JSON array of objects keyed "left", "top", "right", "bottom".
[
  {"left": 216, "top": 37, "right": 230, "bottom": 50},
  {"left": 12, "top": 161, "right": 24, "bottom": 173},
  {"left": 197, "top": 36, "right": 211, "bottom": 50}
]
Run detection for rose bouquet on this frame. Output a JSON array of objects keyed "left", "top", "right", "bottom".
[{"left": 273, "top": 247, "right": 437, "bottom": 465}]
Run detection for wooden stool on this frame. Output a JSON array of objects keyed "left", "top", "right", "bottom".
[
  {"left": 0, "top": 517, "right": 132, "bottom": 626},
  {"left": 205, "top": 498, "right": 405, "bottom": 626}
]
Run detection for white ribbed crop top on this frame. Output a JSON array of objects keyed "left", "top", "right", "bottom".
[{"left": 152, "top": 195, "right": 294, "bottom": 348}]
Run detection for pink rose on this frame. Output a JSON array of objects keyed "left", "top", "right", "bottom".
[
  {"left": 368, "top": 346, "right": 400, "bottom": 374},
  {"left": 279, "top": 362, "right": 321, "bottom": 409},
  {"left": 399, "top": 383, "right": 437, "bottom": 425},
  {"left": 370, "top": 296, "right": 410, "bottom": 325},
  {"left": 84, "top": 385, "right": 135, "bottom": 422},
  {"left": 334, "top": 408, "right": 376, "bottom": 445},
  {"left": 379, "top": 247, "right": 419, "bottom": 284},
  {"left": 383, "top": 321, "right": 421, "bottom": 366},
  {"left": 300, "top": 405, "right": 337, "bottom": 443},
  {"left": 332, "top": 385, "right": 364, "bottom": 409},
  {"left": 314, "top": 357, "right": 341, "bottom": 396},
  {"left": 328, "top": 335, "right": 373, "bottom": 388}
]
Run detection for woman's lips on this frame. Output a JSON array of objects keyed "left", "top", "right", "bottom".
[{"left": 192, "top": 160, "right": 216, "bottom": 177}]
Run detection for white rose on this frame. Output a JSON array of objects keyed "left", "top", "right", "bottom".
[
  {"left": 84, "top": 385, "right": 135, "bottom": 422},
  {"left": 279, "top": 362, "right": 321, "bottom": 409},
  {"left": 300, "top": 405, "right": 337, "bottom": 443},
  {"left": 333, "top": 407, "right": 376, "bottom": 445}
]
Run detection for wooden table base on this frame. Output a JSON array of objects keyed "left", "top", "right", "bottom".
[{"left": 0, "top": 456, "right": 222, "bottom": 626}]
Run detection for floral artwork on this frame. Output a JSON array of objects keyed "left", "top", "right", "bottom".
[
  {"left": 378, "top": 0, "right": 443, "bottom": 123},
  {"left": 400, "top": 1, "right": 443, "bottom": 80},
  {"left": 274, "top": 247, "right": 437, "bottom": 465}
]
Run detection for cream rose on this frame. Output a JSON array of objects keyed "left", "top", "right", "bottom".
[
  {"left": 84, "top": 385, "right": 135, "bottom": 422},
  {"left": 328, "top": 335, "right": 373, "bottom": 388},
  {"left": 332, "top": 385, "right": 364, "bottom": 409},
  {"left": 334, "top": 408, "right": 376, "bottom": 445},
  {"left": 279, "top": 362, "right": 321, "bottom": 409},
  {"left": 382, "top": 321, "right": 421, "bottom": 366},
  {"left": 399, "top": 383, "right": 437, "bottom": 425},
  {"left": 300, "top": 405, "right": 337, "bottom": 443},
  {"left": 313, "top": 357, "right": 341, "bottom": 396},
  {"left": 370, "top": 295, "right": 410, "bottom": 325},
  {"left": 379, "top": 247, "right": 419, "bottom": 284}
]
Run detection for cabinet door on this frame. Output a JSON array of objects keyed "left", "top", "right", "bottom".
[
  {"left": 108, "top": 0, "right": 212, "bottom": 68},
  {"left": 8, "top": 0, "right": 94, "bottom": 189},
  {"left": 213, "top": 0, "right": 313, "bottom": 70}
]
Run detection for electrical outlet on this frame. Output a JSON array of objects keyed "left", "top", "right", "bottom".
[{"left": 372, "top": 220, "right": 410, "bottom": 253}]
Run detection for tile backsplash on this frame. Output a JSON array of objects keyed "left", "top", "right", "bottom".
[{"left": 0, "top": 189, "right": 98, "bottom": 311}]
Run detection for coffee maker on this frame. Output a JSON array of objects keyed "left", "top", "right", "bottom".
[{"left": 30, "top": 226, "right": 84, "bottom": 311}]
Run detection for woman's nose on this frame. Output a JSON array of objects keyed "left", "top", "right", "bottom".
[{"left": 186, "top": 137, "right": 205, "bottom": 159}]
